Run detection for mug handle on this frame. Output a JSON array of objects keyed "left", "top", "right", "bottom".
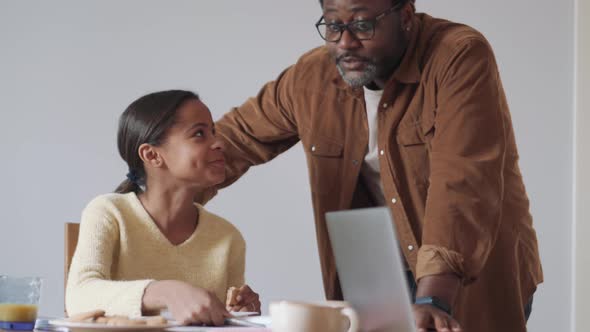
[{"left": 341, "top": 307, "right": 359, "bottom": 332}]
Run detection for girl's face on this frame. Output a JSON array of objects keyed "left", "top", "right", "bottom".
[{"left": 155, "top": 99, "right": 225, "bottom": 189}]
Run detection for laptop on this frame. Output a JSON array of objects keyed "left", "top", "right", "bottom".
[{"left": 326, "top": 207, "right": 416, "bottom": 332}]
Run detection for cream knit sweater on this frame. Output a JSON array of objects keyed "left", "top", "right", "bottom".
[{"left": 65, "top": 192, "right": 245, "bottom": 317}]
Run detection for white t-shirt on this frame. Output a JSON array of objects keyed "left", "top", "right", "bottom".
[{"left": 361, "top": 87, "right": 386, "bottom": 206}]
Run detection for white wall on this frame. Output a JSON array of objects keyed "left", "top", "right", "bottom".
[
  {"left": 574, "top": 0, "right": 590, "bottom": 330},
  {"left": 0, "top": 1, "right": 574, "bottom": 331}
]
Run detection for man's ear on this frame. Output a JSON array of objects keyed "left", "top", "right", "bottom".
[
  {"left": 138, "top": 143, "right": 164, "bottom": 169},
  {"left": 400, "top": 2, "right": 415, "bottom": 31}
]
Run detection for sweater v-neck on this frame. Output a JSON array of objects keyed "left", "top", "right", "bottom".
[{"left": 128, "top": 192, "right": 205, "bottom": 248}]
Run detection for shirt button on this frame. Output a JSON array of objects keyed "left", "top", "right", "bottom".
[
  {"left": 408, "top": 245, "right": 414, "bottom": 251},
  {"left": 311, "top": 145, "right": 316, "bottom": 152},
  {"left": 391, "top": 197, "right": 397, "bottom": 204},
  {"left": 382, "top": 103, "right": 388, "bottom": 108},
  {"left": 352, "top": 159, "right": 359, "bottom": 165},
  {"left": 380, "top": 150, "right": 385, "bottom": 156}
]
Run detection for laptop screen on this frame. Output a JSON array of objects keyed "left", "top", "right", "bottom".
[{"left": 326, "top": 207, "right": 416, "bottom": 332}]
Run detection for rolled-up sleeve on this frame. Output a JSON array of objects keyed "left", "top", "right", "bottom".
[{"left": 416, "top": 37, "right": 507, "bottom": 284}]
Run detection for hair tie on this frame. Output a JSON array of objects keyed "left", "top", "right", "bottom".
[{"left": 126, "top": 169, "right": 140, "bottom": 184}]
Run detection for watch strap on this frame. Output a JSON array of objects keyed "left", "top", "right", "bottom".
[{"left": 415, "top": 296, "right": 452, "bottom": 316}]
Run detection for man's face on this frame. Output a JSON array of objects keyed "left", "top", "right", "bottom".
[{"left": 322, "top": 0, "right": 408, "bottom": 88}]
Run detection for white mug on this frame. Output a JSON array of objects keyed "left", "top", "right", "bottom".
[{"left": 270, "top": 300, "right": 359, "bottom": 332}]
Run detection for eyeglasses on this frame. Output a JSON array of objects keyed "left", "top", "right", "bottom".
[{"left": 315, "top": 2, "right": 404, "bottom": 42}]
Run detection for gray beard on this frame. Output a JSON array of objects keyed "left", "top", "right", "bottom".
[{"left": 336, "top": 62, "right": 378, "bottom": 88}]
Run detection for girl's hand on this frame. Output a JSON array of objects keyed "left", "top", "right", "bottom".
[
  {"left": 144, "top": 280, "right": 230, "bottom": 326},
  {"left": 226, "top": 285, "right": 261, "bottom": 313}
]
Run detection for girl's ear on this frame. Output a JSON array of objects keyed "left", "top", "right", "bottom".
[{"left": 138, "top": 143, "right": 164, "bottom": 169}]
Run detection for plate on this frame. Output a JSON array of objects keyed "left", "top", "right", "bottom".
[
  {"left": 48, "top": 318, "right": 180, "bottom": 332},
  {"left": 228, "top": 312, "right": 259, "bottom": 318},
  {"left": 239, "top": 315, "right": 270, "bottom": 326},
  {"left": 160, "top": 311, "right": 258, "bottom": 320}
]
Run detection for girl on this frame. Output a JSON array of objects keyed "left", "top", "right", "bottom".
[{"left": 66, "top": 90, "right": 260, "bottom": 326}]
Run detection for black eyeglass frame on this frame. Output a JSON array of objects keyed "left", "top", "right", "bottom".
[{"left": 315, "top": 1, "right": 405, "bottom": 42}]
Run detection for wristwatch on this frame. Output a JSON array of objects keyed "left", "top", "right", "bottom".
[{"left": 415, "top": 296, "right": 452, "bottom": 316}]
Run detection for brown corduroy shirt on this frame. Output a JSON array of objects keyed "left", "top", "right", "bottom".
[{"left": 204, "top": 13, "right": 543, "bottom": 332}]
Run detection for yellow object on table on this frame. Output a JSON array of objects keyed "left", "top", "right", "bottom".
[{"left": 0, "top": 304, "right": 38, "bottom": 322}]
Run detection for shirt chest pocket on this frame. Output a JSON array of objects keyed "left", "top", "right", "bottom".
[
  {"left": 305, "top": 137, "right": 344, "bottom": 195},
  {"left": 395, "top": 111, "right": 435, "bottom": 186}
]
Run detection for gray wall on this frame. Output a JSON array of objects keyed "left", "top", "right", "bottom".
[
  {"left": 575, "top": 0, "right": 589, "bottom": 330},
  {"left": 0, "top": 1, "right": 574, "bottom": 331}
]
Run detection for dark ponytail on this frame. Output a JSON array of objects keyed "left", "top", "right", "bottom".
[
  {"left": 114, "top": 90, "right": 199, "bottom": 194},
  {"left": 114, "top": 179, "right": 141, "bottom": 194}
]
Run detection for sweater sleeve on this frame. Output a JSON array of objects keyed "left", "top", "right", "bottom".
[
  {"left": 65, "top": 201, "right": 153, "bottom": 317},
  {"left": 226, "top": 232, "right": 246, "bottom": 289}
]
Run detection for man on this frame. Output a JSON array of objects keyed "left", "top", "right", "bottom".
[{"left": 201, "top": 0, "right": 543, "bottom": 330}]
